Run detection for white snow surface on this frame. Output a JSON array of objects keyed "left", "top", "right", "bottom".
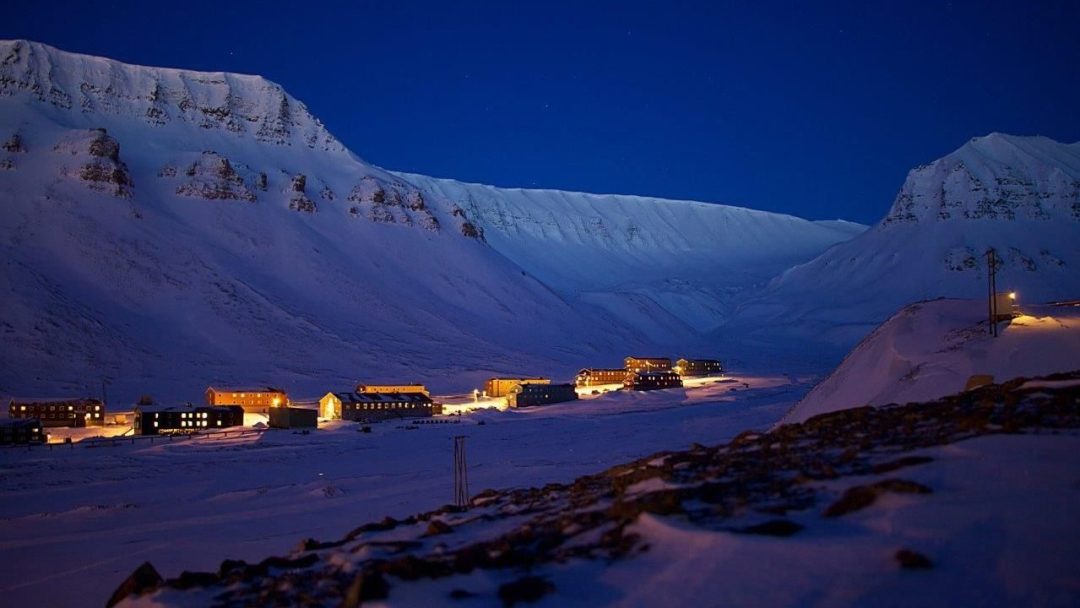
[
  {"left": 0, "top": 39, "right": 862, "bottom": 403},
  {"left": 0, "top": 374, "right": 797, "bottom": 607},
  {"left": 782, "top": 299, "right": 1080, "bottom": 425}
]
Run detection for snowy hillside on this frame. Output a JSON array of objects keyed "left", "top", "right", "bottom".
[
  {"left": 0, "top": 40, "right": 860, "bottom": 402},
  {"left": 782, "top": 299, "right": 1080, "bottom": 424},
  {"left": 730, "top": 134, "right": 1080, "bottom": 343}
]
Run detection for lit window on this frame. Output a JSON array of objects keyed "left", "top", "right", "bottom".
[{"left": 153, "top": 421, "right": 158, "bottom": 428}]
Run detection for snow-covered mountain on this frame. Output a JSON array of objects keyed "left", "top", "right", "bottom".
[
  {"left": 729, "top": 133, "right": 1080, "bottom": 344},
  {"left": 0, "top": 40, "right": 860, "bottom": 402}
]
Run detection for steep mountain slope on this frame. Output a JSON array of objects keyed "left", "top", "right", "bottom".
[
  {"left": 781, "top": 299, "right": 1080, "bottom": 424},
  {"left": 0, "top": 40, "right": 859, "bottom": 402},
  {"left": 729, "top": 134, "right": 1080, "bottom": 344}
]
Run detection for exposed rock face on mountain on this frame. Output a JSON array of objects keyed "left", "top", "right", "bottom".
[
  {"left": 0, "top": 40, "right": 861, "bottom": 401},
  {"left": 730, "top": 134, "right": 1080, "bottom": 344}
]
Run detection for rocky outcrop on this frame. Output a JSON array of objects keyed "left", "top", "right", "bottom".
[
  {"left": 346, "top": 177, "right": 440, "bottom": 231},
  {"left": 114, "top": 371, "right": 1080, "bottom": 607},
  {"left": 286, "top": 173, "right": 316, "bottom": 213},
  {"left": 173, "top": 152, "right": 256, "bottom": 202},
  {"left": 0, "top": 39, "right": 345, "bottom": 152},
  {"left": 451, "top": 205, "right": 484, "bottom": 240},
  {"left": 882, "top": 135, "right": 1080, "bottom": 225},
  {"left": 52, "top": 128, "right": 134, "bottom": 198}
]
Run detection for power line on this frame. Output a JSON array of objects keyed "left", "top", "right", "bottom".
[{"left": 453, "top": 435, "right": 470, "bottom": 508}]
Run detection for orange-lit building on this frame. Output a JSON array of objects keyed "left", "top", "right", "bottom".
[
  {"left": 484, "top": 377, "right": 550, "bottom": 398},
  {"left": 624, "top": 357, "right": 672, "bottom": 374},
  {"left": 205, "top": 387, "right": 287, "bottom": 413},
  {"left": 356, "top": 383, "right": 430, "bottom": 396},
  {"left": 8, "top": 397, "right": 105, "bottom": 428},
  {"left": 575, "top": 368, "right": 629, "bottom": 387},
  {"left": 320, "top": 391, "right": 435, "bottom": 421}
]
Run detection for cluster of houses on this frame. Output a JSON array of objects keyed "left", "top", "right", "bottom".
[{"left": 1, "top": 356, "right": 723, "bottom": 445}]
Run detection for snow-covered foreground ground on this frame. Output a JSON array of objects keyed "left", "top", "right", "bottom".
[
  {"left": 392, "top": 434, "right": 1080, "bottom": 607},
  {"left": 0, "top": 373, "right": 798, "bottom": 606}
]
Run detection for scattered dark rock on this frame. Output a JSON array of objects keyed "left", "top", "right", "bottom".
[
  {"left": 895, "top": 548, "right": 934, "bottom": 570},
  {"left": 106, "top": 561, "right": 163, "bottom": 608},
  {"left": 497, "top": 576, "right": 555, "bottom": 607},
  {"left": 169, "top": 570, "right": 220, "bottom": 590},
  {"left": 824, "top": 478, "right": 931, "bottom": 517},
  {"left": 871, "top": 455, "right": 934, "bottom": 474},
  {"left": 424, "top": 519, "right": 453, "bottom": 536},
  {"left": 736, "top": 519, "right": 805, "bottom": 537},
  {"left": 342, "top": 571, "right": 390, "bottom": 608},
  {"left": 449, "top": 588, "right": 478, "bottom": 599}
]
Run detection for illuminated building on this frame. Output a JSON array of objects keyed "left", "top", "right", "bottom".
[
  {"left": 673, "top": 358, "right": 723, "bottom": 377},
  {"left": 205, "top": 386, "right": 287, "bottom": 413},
  {"left": 575, "top": 368, "right": 629, "bottom": 387},
  {"left": 506, "top": 383, "right": 578, "bottom": 408},
  {"left": 624, "top": 357, "right": 673, "bottom": 374},
  {"left": 7, "top": 397, "right": 105, "bottom": 428},
  {"left": 320, "top": 391, "right": 435, "bottom": 421},
  {"left": 624, "top": 371, "right": 683, "bottom": 391},
  {"left": 133, "top": 404, "right": 244, "bottom": 435},
  {"left": 484, "top": 377, "right": 550, "bottom": 398}
]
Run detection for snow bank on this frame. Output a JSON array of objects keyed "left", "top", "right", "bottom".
[{"left": 782, "top": 299, "right": 1080, "bottom": 424}]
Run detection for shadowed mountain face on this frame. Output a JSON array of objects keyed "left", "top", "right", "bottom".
[{"left": 0, "top": 40, "right": 861, "bottom": 401}]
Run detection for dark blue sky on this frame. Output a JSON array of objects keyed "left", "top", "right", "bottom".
[{"left": 6, "top": 1, "right": 1079, "bottom": 223}]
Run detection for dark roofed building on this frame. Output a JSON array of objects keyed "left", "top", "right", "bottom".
[
  {"left": 625, "top": 370, "right": 683, "bottom": 391},
  {"left": 507, "top": 383, "right": 579, "bottom": 408},
  {"left": 133, "top": 404, "right": 244, "bottom": 435},
  {"left": 269, "top": 407, "right": 317, "bottom": 429},
  {"left": 0, "top": 419, "right": 46, "bottom": 444},
  {"left": 8, "top": 397, "right": 105, "bottom": 428},
  {"left": 320, "top": 391, "right": 435, "bottom": 422},
  {"left": 575, "top": 368, "right": 628, "bottom": 387},
  {"left": 624, "top": 357, "right": 672, "bottom": 374},
  {"left": 674, "top": 358, "right": 723, "bottom": 377}
]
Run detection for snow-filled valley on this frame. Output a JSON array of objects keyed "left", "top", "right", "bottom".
[{"left": 0, "top": 39, "right": 869, "bottom": 403}]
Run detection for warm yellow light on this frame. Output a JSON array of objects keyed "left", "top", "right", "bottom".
[{"left": 1009, "top": 292, "right": 1017, "bottom": 300}]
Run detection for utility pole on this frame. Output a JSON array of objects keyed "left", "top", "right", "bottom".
[
  {"left": 986, "top": 248, "right": 998, "bottom": 337},
  {"left": 453, "top": 435, "right": 470, "bottom": 508}
]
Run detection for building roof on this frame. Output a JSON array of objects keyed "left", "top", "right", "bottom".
[
  {"left": 578, "top": 368, "right": 626, "bottom": 373},
  {"left": 206, "top": 386, "right": 285, "bottom": 393},
  {"left": 0, "top": 418, "right": 42, "bottom": 429},
  {"left": 331, "top": 391, "right": 433, "bottom": 404},
  {"left": 625, "top": 356, "right": 671, "bottom": 361},
  {"left": 8, "top": 396, "right": 103, "bottom": 405},
  {"left": 488, "top": 376, "right": 548, "bottom": 381},
  {"left": 513, "top": 382, "right": 575, "bottom": 393},
  {"left": 134, "top": 404, "right": 243, "bottom": 413}
]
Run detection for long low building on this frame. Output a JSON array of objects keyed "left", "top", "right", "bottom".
[
  {"left": 485, "top": 377, "right": 550, "bottom": 398},
  {"left": 0, "top": 419, "right": 46, "bottom": 444},
  {"left": 8, "top": 397, "right": 105, "bottom": 428},
  {"left": 507, "top": 383, "right": 579, "bottom": 408},
  {"left": 624, "top": 357, "right": 672, "bottom": 374},
  {"left": 674, "top": 358, "right": 724, "bottom": 377},
  {"left": 133, "top": 404, "right": 244, "bottom": 435},
  {"left": 320, "top": 391, "right": 436, "bottom": 422},
  {"left": 205, "top": 386, "right": 287, "bottom": 413},
  {"left": 575, "top": 368, "right": 628, "bottom": 387},
  {"left": 625, "top": 371, "right": 683, "bottom": 391}
]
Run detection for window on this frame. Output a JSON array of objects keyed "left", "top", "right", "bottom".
[{"left": 153, "top": 421, "right": 158, "bottom": 428}]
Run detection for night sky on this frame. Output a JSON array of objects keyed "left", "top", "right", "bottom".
[{"left": 5, "top": 1, "right": 1079, "bottom": 224}]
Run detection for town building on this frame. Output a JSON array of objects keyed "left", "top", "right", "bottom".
[
  {"left": 205, "top": 387, "right": 287, "bottom": 413},
  {"left": 133, "top": 404, "right": 244, "bottom": 435},
  {"left": 320, "top": 391, "right": 435, "bottom": 422},
  {"left": 0, "top": 419, "right": 46, "bottom": 444},
  {"left": 8, "top": 397, "right": 105, "bottom": 428},
  {"left": 624, "top": 371, "right": 684, "bottom": 391},
  {"left": 269, "top": 407, "right": 317, "bottom": 429},
  {"left": 507, "top": 383, "right": 579, "bottom": 408},
  {"left": 575, "top": 368, "right": 629, "bottom": 387},
  {"left": 624, "top": 357, "right": 672, "bottom": 374},
  {"left": 484, "top": 377, "right": 550, "bottom": 398},
  {"left": 356, "top": 383, "right": 430, "bottom": 396},
  {"left": 674, "top": 358, "right": 724, "bottom": 377}
]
